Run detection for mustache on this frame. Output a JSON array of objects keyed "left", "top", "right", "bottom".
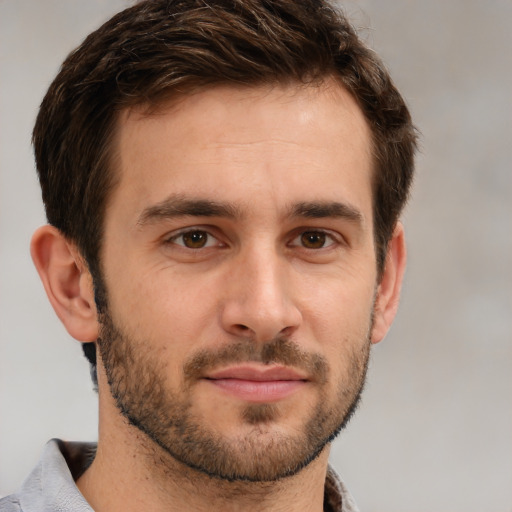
[{"left": 183, "top": 337, "right": 328, "bottom": 384}]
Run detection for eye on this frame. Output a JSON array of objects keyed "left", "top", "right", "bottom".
[
  {"left": 168, "top": 229, "right": 219, "bottom": 249},
  {"left": 291, "top": 230, "right": 337, "bottom": 249}
]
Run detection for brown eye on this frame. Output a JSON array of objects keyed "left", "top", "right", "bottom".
[
  {"left": 300, "top": 231, "right": 327, "bottom": 249},
  {"left": 181, "top": 231, "right": 209, "bottom": 248}
]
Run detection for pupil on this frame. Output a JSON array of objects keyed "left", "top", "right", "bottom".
[
  {"left": 183, "top": 231, "right": 207, "bottom": 248},
  {"left": 302, "top": 232, "right": 325, "bottom": 248}
]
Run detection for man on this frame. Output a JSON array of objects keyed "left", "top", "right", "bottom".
[{"left": 1, "top": 0, "right": 416, "bottom": 511}]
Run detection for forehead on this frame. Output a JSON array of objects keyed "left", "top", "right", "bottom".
[
  {"left": 120, "top": 80, "right": 371, "bottom": 154},
  {"left": 109, "top": 81, "right": 373, "bottom": 224}
]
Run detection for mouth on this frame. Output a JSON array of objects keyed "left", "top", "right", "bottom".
[{"left": 203, "top": 365, "right": 308, "bottom": 403}]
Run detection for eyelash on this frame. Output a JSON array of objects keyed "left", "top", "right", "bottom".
[
  {"left": 164, "top": 228, "right": 341, "bottom": 251},
  {"left": 289, "top": 230, "right": 339, "bottom": 249},
  {"left": 165, "top": 229, "right": 222, "bottom": 249}
]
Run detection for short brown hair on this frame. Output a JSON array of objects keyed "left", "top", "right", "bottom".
[{"left": 33, "top": 0, "right": 417, "bottom": 376}]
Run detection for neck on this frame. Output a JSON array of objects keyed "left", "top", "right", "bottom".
[
  {"left": 77, "top": 403, "right": 330, "bottom": 512},
  {"left": 78, "top": 428, "right": 330, "bottom": 512}
]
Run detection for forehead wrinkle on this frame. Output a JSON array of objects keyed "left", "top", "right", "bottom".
[{"left": 206, "top": 139, "right": 315, "bottom": 149}]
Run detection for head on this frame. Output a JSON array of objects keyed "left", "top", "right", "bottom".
[
  {"left": 34, "top": 0, "right": 416, "bottom": 284},
  {"left": 31, "top": 0, "right": 417, "bottom": 483}
]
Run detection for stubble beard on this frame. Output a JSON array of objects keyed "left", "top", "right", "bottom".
[{"left": 96, "top": 307, "right": 371, "bottom": 483}]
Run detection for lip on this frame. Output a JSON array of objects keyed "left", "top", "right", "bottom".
[
  {"left": 203, "top": 365, "right": 308, "bottom": 403},
  {"left": 206, "top": 365, "right": 308, "bottom": 382}
]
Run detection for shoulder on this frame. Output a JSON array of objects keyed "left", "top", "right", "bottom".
[
  {"left": 325, "top": 465, "right": 360, "bottom": 512},
  {"left": 0, "top": 494, "right": 22, "bottom": 512},
  {"left": 0, "top": 439, "right": 96, "bottom": 512}
]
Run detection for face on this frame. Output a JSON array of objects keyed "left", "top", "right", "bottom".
[{"left": 97, "top": 82, "right": 377, "bottom": 481}]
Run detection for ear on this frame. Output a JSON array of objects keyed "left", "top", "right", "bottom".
[
  {"left": 371, "top": 222, "right": 407, "bottom": 344},
  {"left": 30, "top": 225, "right": 99, "bottom": 342}
]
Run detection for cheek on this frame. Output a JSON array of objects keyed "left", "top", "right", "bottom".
[
  {"left": 299, "top": 272, "right": 376, "bottom": 333},
  {"left": 106, "top": 265, "right": 219, "bottom": 355},
  {"left": 298, "top": 273, "right": 375, "bottom": 382}
]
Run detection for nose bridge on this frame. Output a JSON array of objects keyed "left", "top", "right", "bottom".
[
  {"left": 247, "top": 242, "right": 285, "bottom": 307},
  {"left": 221, "top": 239, "right": 301, "bottom": 341}
]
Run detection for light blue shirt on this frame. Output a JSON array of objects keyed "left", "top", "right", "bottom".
[{"left": 0, "top": 439, "right": 359, "bottom": 512}]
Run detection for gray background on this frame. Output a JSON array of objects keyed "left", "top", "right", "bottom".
[{"left": 1, "top": 1, "right": 511, "bottom": 510}]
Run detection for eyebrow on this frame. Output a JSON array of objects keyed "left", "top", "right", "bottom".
[
  {"left": 291, "top": 201, "right": 364, "bottom": 224},
  {"left": 137, "top": 195, "right": 241, "bottom": 226},
  {"left": 136, "top": 195, "right": 364, "bottom": 227}
]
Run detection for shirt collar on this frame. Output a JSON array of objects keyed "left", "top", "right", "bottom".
[{"left": 15, "top": 439, "right": 359, "bottom": 512}]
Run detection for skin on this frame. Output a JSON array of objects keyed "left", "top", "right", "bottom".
[{"left": 31, "top": 80, "right": 406, "bottom": 512}]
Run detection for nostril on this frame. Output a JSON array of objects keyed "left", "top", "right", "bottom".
[
  {"left": 235, "top": 324, "right": 250, "bottom": 332},
  {"left": 279, "top": 326, "right": 295, "bottom": 338}
]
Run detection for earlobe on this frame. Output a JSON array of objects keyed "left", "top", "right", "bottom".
[
  {"left": 371, "top": 222, "right": 407, "bottom": 344},
  {"left": 30, "top": 225, "right": 99, "bottom": 342}
]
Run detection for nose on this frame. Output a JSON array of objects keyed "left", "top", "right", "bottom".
[{"left": 220, "top": 247, "right": 302, "bottom": 342}]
